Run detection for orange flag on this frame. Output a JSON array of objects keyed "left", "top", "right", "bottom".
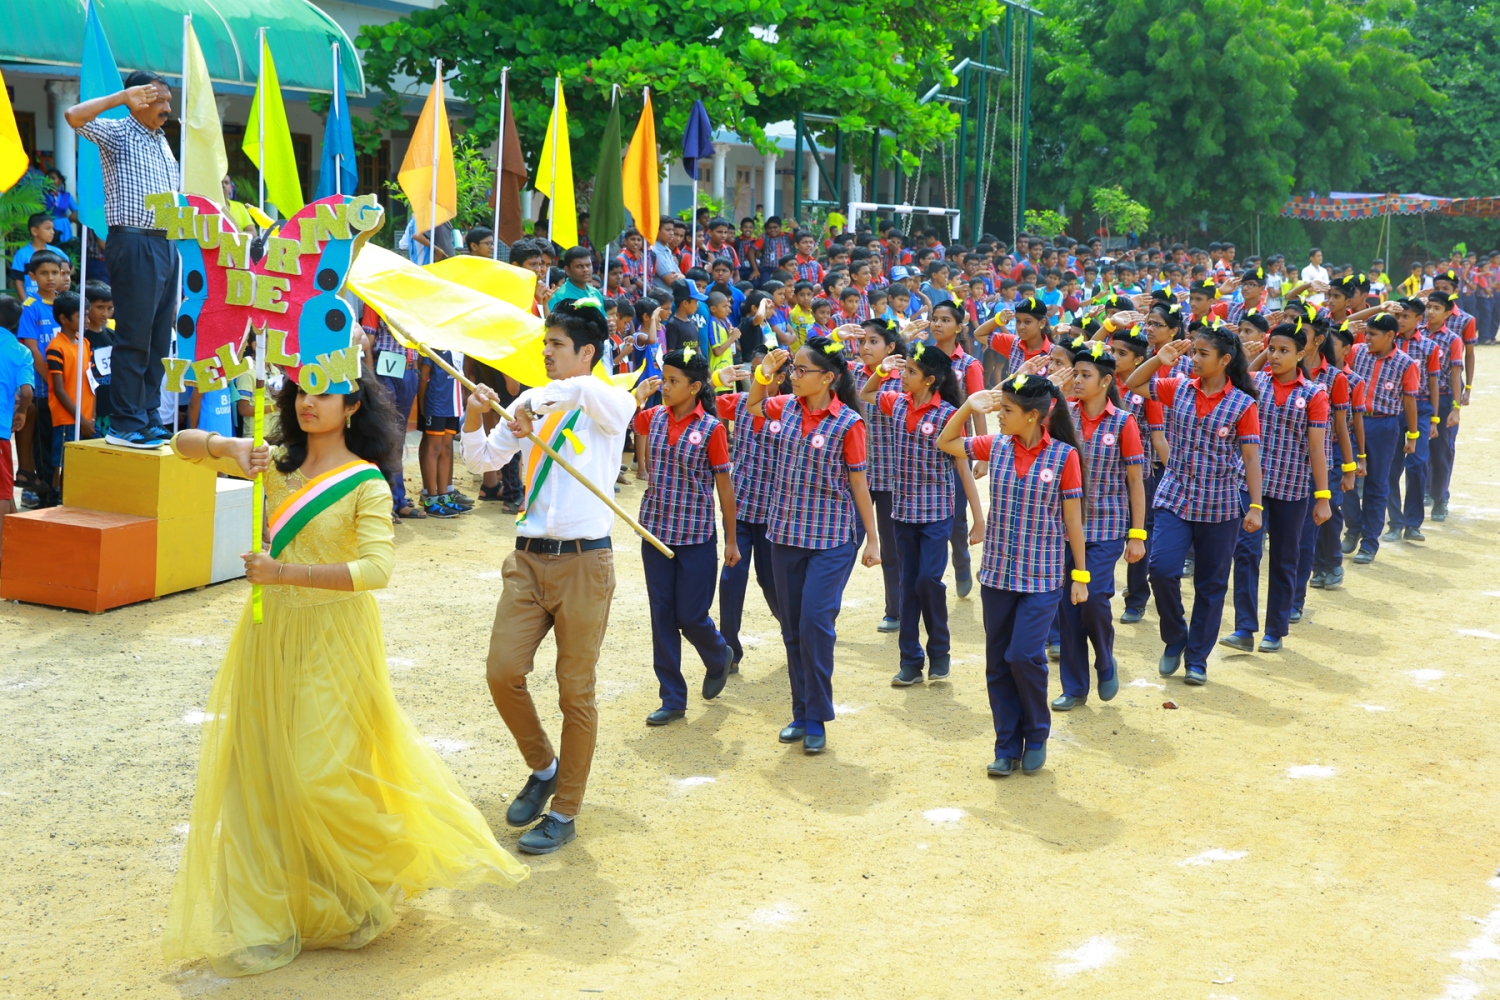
[
  {"left": 622, "top": 88, "right": 660, "bottom": 243},
  {"left": 398, "top": 62, "right": 457, "bottom": 234}
]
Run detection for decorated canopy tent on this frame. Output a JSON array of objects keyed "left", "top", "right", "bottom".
[{"left": 1282, "top": 193, "right": 1500, "bottom": 221}]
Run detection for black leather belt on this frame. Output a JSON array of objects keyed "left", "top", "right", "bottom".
[
  {"left": 516, "top": 536, "right": 612, "bottom": 555},
  {"left": 115, "top": 226, "right": 168, "bottom": 238}
]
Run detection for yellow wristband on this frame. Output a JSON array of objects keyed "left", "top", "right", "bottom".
[
  {"left": 1430, "top": 415, "right": 1441, "bottom": 423},
  {"left": 1340, "top": 461, "right": 1357, "bottom": 472},
  {"left": 1127, "top": 528, "right": 1148, "bottom": 541},
  {"left": 1249, "top": 503, "right": 1264, "bottom": 511},
  {"left": 1102, "top": 319, "right": 1116, "bottom": 333},
  {"left": 1313, "top": 489, "right": 1332, "bottom": 499},
  {"left": 1405, "top": 431, "right": 1420, "bottom": 440},
  {"left": 1357, "top": 453, "right": 1367, "bottom": 459},
  {"left": 753, "top": 366, "right": 775, "bottom": 385},
  {"left": 1070, "top": 569, "right": 1091, "bottom": 583}
]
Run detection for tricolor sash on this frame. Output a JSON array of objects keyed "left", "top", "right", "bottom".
[
  {"left": 269, "top": 460, "right": 384, "bottom": 558},
  {"left": 517, "top": 408, "right": 583, "bottom": 525}
]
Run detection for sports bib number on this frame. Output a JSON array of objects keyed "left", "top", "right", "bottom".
[{"left": 376, "top": 351, "right": 408, "bottom": 379}]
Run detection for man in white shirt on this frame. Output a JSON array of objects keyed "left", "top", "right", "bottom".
[
  {"left": 1300, "top": 247, "right": 1330, "bottom": 304},
  {"left": 461, "top": 300, "right": 635, "bottom": 855}
]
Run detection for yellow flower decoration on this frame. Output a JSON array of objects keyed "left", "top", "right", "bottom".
[
  {"left": 680, "top": 345, "right": 696, "bottom": 364},
  {"left": 823, "top": 331, "right": 844, "bottom": 355},
  {"left": 1293, "top": 315, "right": 1304, "bottom": 334},
  {"left": 1374, "top": 312, "right": 1391, "bottom": 324},
  {"left": 1089, "top": 341, "right": 1106, "bottom": 359},
  {"left": 911, "top": 342, "right": 926, "bottom": 361},
  {"left": 1169, "top": 303, "right": 1181, "bottom": 314},
  {"left": 1012, "top": 372, "right": 1028, "bottom": 390},
  {"left": 1255, "top": 266, "right": 1265, "bottom": 280},
  {"left": 1070, "top": 335, "right": 1087, "bottom": 348}
]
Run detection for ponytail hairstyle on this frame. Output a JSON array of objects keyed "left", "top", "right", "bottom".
[
  {"left": 661, "top": 346, "right": 717, "bottom": 412},
  {"left": 1071, "top": 340, "right": 1122, "bottom": 407},
  {"left": 1001, "top": 372, "right": 1088, "bottom": 501},
  {"left": 908, "top": 339, "right": 962, "bottom": 407},
  {"left": 802, "top": 334, "right": 862, "bottom": 410},
  {"left": 1192, "top": 319, "right": 1258, "bottom": 399}
]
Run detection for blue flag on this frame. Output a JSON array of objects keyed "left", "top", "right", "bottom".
[
  {"left": 314, "top": 45, "right": 357, "bottom": 200},
  {"left": 78, "top": 0, "right": 125, "bottom": 238},
  {"left": 681, "top": 100, "right": 714, "bottom": 180}
]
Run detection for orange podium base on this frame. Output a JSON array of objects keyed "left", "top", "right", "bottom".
[{"left": 1, "top": 507, "right": 158, "bottom": 612}]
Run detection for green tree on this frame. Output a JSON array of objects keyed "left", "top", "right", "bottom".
[{"left": 357, "top": 0, "right": 1000, "bottom": 181}]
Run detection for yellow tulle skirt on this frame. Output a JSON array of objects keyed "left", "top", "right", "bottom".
[{"left": 162, "top": 588, "right": 528, "bottom": 977}]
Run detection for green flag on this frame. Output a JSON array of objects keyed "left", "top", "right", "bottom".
[
  {"left": 243, "top": 33, "right": 304, "bottom": 218},
  {"left": 590, "top": 94, "right": 625, "bottom": 249}
]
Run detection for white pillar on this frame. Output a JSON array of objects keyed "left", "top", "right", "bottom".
[
  {"left": 47, "top": 80, "right": 80, "bottom": 195},
  {"left": 712, "top": 144, "right": 729, "bottom": 201},
  {"left": 761, "top": 150, "right": 777, "bottom": 217},
  {"left": 847, "top": 165, "right": 863, "bottom": 213},
  {"left": 808, "top": 152, "right": 820, "bottom": 203},
  {"left": 660, "top": 155, "right": 672, "bottom": 216}
]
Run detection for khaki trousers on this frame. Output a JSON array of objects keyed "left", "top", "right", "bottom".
[{"left": 486, "top": 546, "right": 614, "bottom": 818}]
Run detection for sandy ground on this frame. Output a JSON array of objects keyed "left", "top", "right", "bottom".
[{"left": 4, "top": 371, "right": 1500, "bottom": 999}]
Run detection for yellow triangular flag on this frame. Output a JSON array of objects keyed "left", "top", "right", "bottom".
[
  {"left": 398, "top": 68, "right": 456, "bottom": 235},
  {"left": 181, "top": 21, "right": 228, "bottom": 204},
  {"left": 535, "top": 77, "right": 577, "bottom": 248},
  {"left": 243, "top": 35, "right": 304, "bottom": 218},
  {"left": 0, "top": 69, "right": 28, "bottom": 192}
]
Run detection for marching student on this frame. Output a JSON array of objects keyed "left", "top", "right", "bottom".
[
  {"left": 1053, "top": 342, "right": 1147, "bottom": 708},
  {"left": 1109, "top": 327, "right": 1168, "bottom": 623},
  {"left": 632, "top": 347, "right": 740, "bottom": 726},
  {"left": 979, "top": 293, "right": 1051, "bottom": 379},
  {"left": 1345, "top": 312, "right": 1419, "bottom": 564},
  {"left": 860, "top": 341, "right": 983, "bottom": 686},
  {"left": 1125, "top": 321, "right": 1264, "bottom": 687},
  {"left": 1383, "top": 299, "right": 1443, "bottom": 542},
  {"left": 747, "top": 335, "right": 882, "bottom": 755},
  {"left": 1423, "top": 292, "right": 1467, "bottom": 521},
  {"left": 1142, "top": 300, "right": 1196, "bottom": 380},
  {"left": 937, "top": 372, "right": 1087, "bottom": 776},
  {"left": 928, "top": 300, "right": 988, "bottom": 598},
  {"left": 1221, "top": 321, "right": 1331, "bottom": 653},
  {"left": 857, "top": 319, "right": 906, "bottom": 632},
  {"left": 714, "top": 347, "right": 782, "bottom": 667},
  {"left": 1292, "top": 321, "right": 1361, "bottom": 610}
]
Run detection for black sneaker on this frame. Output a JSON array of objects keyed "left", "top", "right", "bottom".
[
  {"left": 517, "top": 814, "right": 576, "bottom": 855},
  {"left": 1341, "top": 534, "right": 1359, "bottom": 555},
  {"left": 1380, "top": 528, "right": 1402, "bottom": 544},
  {"left": 1120, "top": 607, "right": 1145, "bottom": 624},
  {"left": 1403, "top": 527, "right": 1426, "bottom": 542},
  {"left": 891, "top": 664, "right": 925, "bottom": 687}
]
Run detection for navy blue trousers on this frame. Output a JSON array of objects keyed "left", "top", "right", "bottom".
[
  {"left": 643, "top": 539, "right": 728, "bottom": 711},
  {"left": 1059, "top": 538, "right": 1124, "bottom": 697},
  {"left": 1124, "top": 467, "right": 1162, "bottom": 613},
  {"left": 894, "top": 517, "right": 951, "bottom": 667},
  {"left": 871, "top": 490, "right": 901, "bottom": 619},
  {"left": 981, "top": 585, "right": 1060, "bottom": 758},
  {"left": 378, "top": 368, "right": 419, "bottom": 511},
  {"left": 719, "top": 518, "right": 780, "bottom": 659},
  {"left": 1358, "top": 415, "right": 1401, "bottom": 554},
  {"left": 1233, "top": 494, "right": 1309, "bottom": 639},
  {"left": 771, "top": 540, "right": 857, "bottom": 723},
  {"left": 949, "top": 467, "right": 971, "bottom": 578},
  {"left": 1429, "top": 396, "right": 1457, "bottom": 507},
  {"left": 1294, "top": 468, "right": 1342, "bottom": 608},
  {"left": 1387, "top": 400, "right": 1432, "bottom": 532},
  {"left": 104, "top": 232, "right": 178, "bottom": 436},
  {"left": 1149, "top": 507, "right": 1240, "bottom": 673}
]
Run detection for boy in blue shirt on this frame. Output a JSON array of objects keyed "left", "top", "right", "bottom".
[
  {"left": 0, "top": 297, "right": 37, "bottom": 540},
  {"left": 8, "top": 213, "right": 55, "bottom": 300},
  {"left": 417, "top": 348, "right": 469, "bottom": 517},
  {"left": 17, "top": 251, "right": 65, "bottom": 507}
]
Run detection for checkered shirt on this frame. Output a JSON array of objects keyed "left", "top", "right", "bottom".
[
  {"left": 794, "top": 256, "right": 824, "bottom": 283},
  {"left": 760, "top": 235, "right": 794, "bottom": 271},
  {"left": 75, "top": 116, "right": 180, "bottom": 229},
  {"left": 1167, "top": 350, "right": 1197, "bottom": 381},
  {"left": 1425, "top": 324, "right": 1465, "bottom": 396},
  {"left": 766, "top": 399, "right": 866, "bottom": 549},
  {"left": 372, "top": 322, "right": 417, "bottom": 366},
  {"left": 949, "top": 350, "right": 982, "bottom": 401},
  {"left": 639, "top": 407, "right": 729, "bottom": 545},
  {"left": 1069, "top": 401, "right": 1144, "bottom": 542},
  {"left": 1253, "top": 371, "right": 1327, "bottom": 501},
  {"left": 1118, "top": 389, "right": 1165, "bottom": 436},
  {"left": 1448, "top": 306, "right": 1478, "bottom": 344},
  {"left": 728, "top": 394, "right": 779, "bottom": 524},
  {"left": 891, "top": 394, "right": 959, "bottom": 523},
  {"left": 861, "top": 369, "right": 899, "bottom": 492},
  {"left": 1349, "top": 344, "right": 1415, "bottom": 416},
  {"left": 702, "top": 242, "right": 740, "bottom": 270},
  {"left": 1397, "top": 333, "right": 1439, "bottom": 403},
  {"left": 1306, "top": 362, "right": 1350, "bottom": 468},
  {"left": 615, "top": 251, "right": 645, "bottom": 300},
  {"left": 969, "top": 436, "right": 1080, "bottom": 592},
  {"left": 1150, "top": 377, "right": 1259, "bottom": 522}
]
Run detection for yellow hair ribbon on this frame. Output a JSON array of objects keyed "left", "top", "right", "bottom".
[
  {"left": 1070, "top": 335, "right": 1086, "bottom": 348},
  {"left": 823, "top": 334, "right": 843, "bottom": 355},
  {"left": 911, "top": 342, "right": 925, "bottom": 360},
  {"left": 680, "top": 345, "right": 696, "bottom": 364},
  {"left": 1293, "top": 315, "right": 1303, "bottom": 334},
  {"left": 561, "top": 428, "right": 586, "bottom": 454},
  {"left": 1012, "top": 372, "right": 1027, "bottom": 390},
  {"left": 1090, "top": 341, "right": 1106, "bottom": 359}
]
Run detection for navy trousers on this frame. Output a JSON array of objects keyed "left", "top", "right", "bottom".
[
  {"left": 871, "top": 490, "right": 902, "bottom": 619},
  {"left": 1428, "top": 396, "right": 1457, "bottom": 507},
  {"left": 643, "top": 539, "right": 729, "bottom": 711},
  {"left": 1149, "top": 507, "right": 1240, "bottom": 673},
  {"left": 104, "top": 232, "right": 179, "bottom": 436},
  {"left": 719, "top": 518, "right": 780, "bottom": 660},
  {"left": 949, "top": 467, "right": 971, "bottom": 579},
  {"left": 1386, "top": 400, "right": 1432, "bottom": 532},
  {"left": 771, "top": 540, "right": 857, "bottom": 724},
  {"left": 981, "top": 585, "right": 1060, "bottom": 758},
  {"left": 378, "top": 367, "right": 419, "bottom": 511},
  {"left": 1233, "top": 494, "right": 1309, "bottom": 639},
  {"left": 1123, "top": 467, "right": 1162, "bottom": 613},
  {"left": 1293, "top": 468, "right": 1342, "bottom": 608},
  {"left": 1358, "top": 415, "right": 1401, "bottom": 554},
  {"left": 1058, "top": 538, "right": 1124, "bottom": 697},
  {"left": 894, "top": 517, "right": 951, "bottom": 667}
]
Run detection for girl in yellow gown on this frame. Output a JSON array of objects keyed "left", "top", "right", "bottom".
[{"left": 163, "top": 375, "right": 527, "bottom": 977}]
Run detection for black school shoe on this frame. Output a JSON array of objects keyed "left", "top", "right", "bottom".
[
  {"left": 517, "top": 815, "right": 576, "bottom": 855},
  {"left": 505, "top": 772, "right": 558, "bottom": 827}
]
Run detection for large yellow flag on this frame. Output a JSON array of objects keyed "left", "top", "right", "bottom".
[
  {"left": 0, "top": 69, "right": 28, "bottom": 192},
  {"left": 181, "top": 21, "right": 228, "bottom": 204},
  {"left": 622, "top": 88, "right": 660, "bottom": 243},
  {"left": 535, "top": 77, "right": 578, "bottom": 248},
  {"left": 243, "top": 35, "right": 303, "bottom": 217},
  {"left": 398, "top": 67, "right": 456, "bottom": 235}
]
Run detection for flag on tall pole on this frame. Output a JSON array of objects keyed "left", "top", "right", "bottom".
[
  {"left": 397, "top": 63, "right": 456, "bottom": 238},
  {"left": 77, "top": 1, "right": 124, "bottom": 231},
  {"left": 243, "top": 32, "right": 304, "bottom": 218},
  {"left": 181, "top": 17, "right": 228, "bottom": 204},
  {"left": 535, "top": 77, "right": 577, "bottom": 249},
  {"left": 315, "top": 42, "right": 357, "bottom": 199},
  {"left": 0, "top": 70, "right": 27, "bottom": 193},
  {"left": 622, "top": 87, "right": 659, "bottom": 244},
  {"left": 681, "top": 100, "right": 715, "bottom": 267},
  {"left": 591, "top": 88, "right": 625, "bottom": 279}
]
